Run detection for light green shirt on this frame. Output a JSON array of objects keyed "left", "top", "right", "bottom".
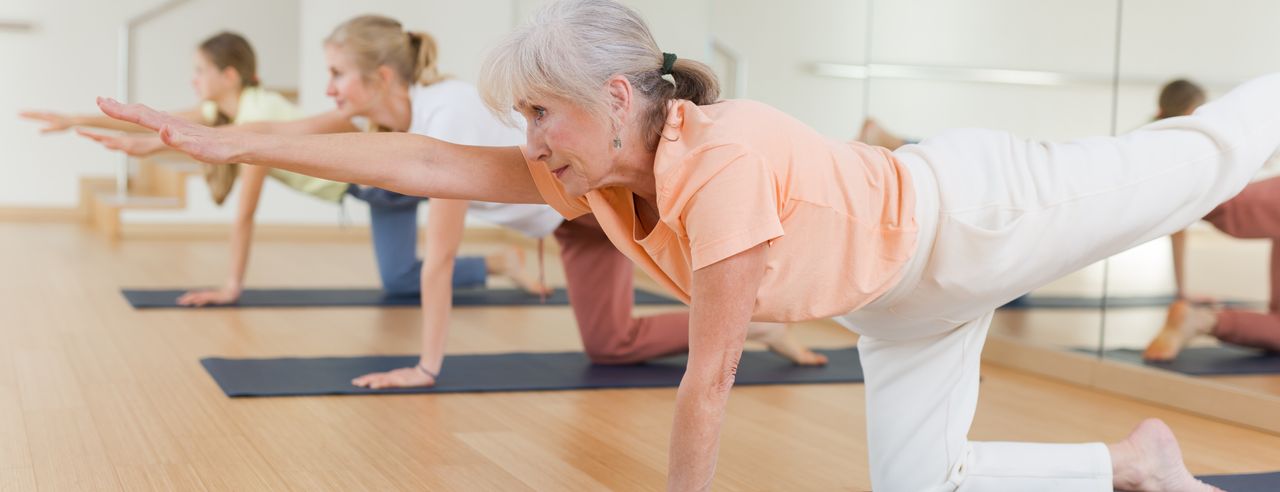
[{"left": 202, "top": 87, "right": 349, "bottom": 203}]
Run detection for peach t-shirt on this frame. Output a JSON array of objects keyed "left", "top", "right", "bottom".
[{"left": 527, "top": 99, "right": 917, "bottom": 322}]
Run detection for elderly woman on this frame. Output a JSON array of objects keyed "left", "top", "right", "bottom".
[{"left": 97, "top": 1, "right": 1279, "bottom": 489}]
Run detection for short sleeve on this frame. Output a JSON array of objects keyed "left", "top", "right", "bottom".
[
  {"left": 672, "top": 147, "right": 784, "bottom": 270},
  {"left": 521, "top": 148, "right": 592, "bottom": 220}
]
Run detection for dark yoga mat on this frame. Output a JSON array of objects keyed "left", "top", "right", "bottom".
[
  {"left": 122, "top": 287, "right": 681, "bottom": 309},
  {"left": 1096, "top": 346, "right": 1280, "bottom": 376},
  {"left": 1001, "top": 295, "right": 1258, "bottom": 310},
  {"left": 200, "top": 347, "right": 862, "bottom": 397},
  {"left": 1198, "top": 471, "right": 1280, "bottom": 491}
]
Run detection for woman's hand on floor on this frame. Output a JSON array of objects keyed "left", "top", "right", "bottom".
[{"left": 351, "top": 367, "right": 436, "bottom": 389}]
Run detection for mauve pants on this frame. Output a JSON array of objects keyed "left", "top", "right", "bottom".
[
  {"left": 554, "top": 214, "right": 690, "bottom": 363},
  {"left": 1203, "top": 175, "right": 1280, "bottom": 351}
]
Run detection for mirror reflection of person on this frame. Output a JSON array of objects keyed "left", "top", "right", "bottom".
[{"left": 1145, "top": 79, "right": 1280, "bottom": 361}]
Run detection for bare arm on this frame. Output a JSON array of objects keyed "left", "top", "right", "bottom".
[
  {"left": 231, "top": 109, "right": 358, "bottom": 135},
  {"left": 22, "top": 107, "right": 204, "bottom": 133},
  {"left": 352, "top": 198, "right": 471, "bottom": 389},
  {"left": 176, "top": 164, "right": 269, "bottom": 307},
  {"left": 668, "top": 243, "right": 768, "bottom": 492},
  {"left": 1171, "top": 229, "right": 1187, "bottom": 299},
  {"left": 98, "top": 98, "right": 543, "bottom": 204},
  {"left": 79, "top": 110, "right": 357, "bottom": 158},
  {"left": 415, "top": 199, "right": 470, "bottom": 374}
]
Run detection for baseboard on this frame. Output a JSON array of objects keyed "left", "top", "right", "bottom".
[
  {"left": 0, "top": 206, "right": 82, "bottom": 222},
  {"left": 118, "top": 222, "right": 560, "bottom": 250}
]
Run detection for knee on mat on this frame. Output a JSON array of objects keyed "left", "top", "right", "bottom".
[
  {"left": 379, "top": 275, "right": 420, "bottom": 297},
  {"left": 582, "top": 338, "right": 645, "bottom": 365}
]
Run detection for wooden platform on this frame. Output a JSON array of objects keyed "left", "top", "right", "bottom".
[{"left": 1, "top": 221, "right": 1278, "bottom": 491}]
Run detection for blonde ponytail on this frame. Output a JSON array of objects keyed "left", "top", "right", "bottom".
[{"left": 326, "top": 15, "right": 449, "bottom": 88}]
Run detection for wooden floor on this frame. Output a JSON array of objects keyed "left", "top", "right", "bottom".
[{"left": 2, "top": 222, "right": 1280, "bottom": 491}]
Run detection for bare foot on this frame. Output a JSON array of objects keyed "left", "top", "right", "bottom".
[
  {"left": 1143, "top": 300, "right": 1216, "bottom": 361},
  {"left": 1109, "top": 419, "right": 1222, "bottom": 492},
  {"left": 486, "top": 247, "right": 551, "bottom": 295},
  {"left": 746, "top": 323, "right": 828, "bottom": 366},
  {"left": 857, "top": 118, "right": 907, "bottom": 150}
]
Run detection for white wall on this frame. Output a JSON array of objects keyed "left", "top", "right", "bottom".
[
  {"left": 711, "top": 0, "right": 870, "bottom": 139},
  {"left": 1, "top": 0, "right": 158, "bottom": 206},
  {"left": 1113, "top": 0, "right": 1280, "bottom": 134},
  {"left": 133, "top": 0, "right": 300, "bottom": 112}
]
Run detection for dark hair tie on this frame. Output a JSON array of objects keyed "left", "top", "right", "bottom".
[{"left": 661, "top": 52, "right": 677, "bottom": 75}]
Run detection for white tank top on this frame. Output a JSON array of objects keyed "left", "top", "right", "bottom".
[{"left": 408, "top": 80, "right": 564, "bottom": 238}]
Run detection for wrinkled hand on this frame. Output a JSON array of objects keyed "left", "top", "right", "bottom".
[
  {"left": 96, "top": 97, "right": 239, "bottom": 164},
  {"left": 76, "top": 129, "right": 165, "bottom": 157},
  {"left": 19, "top": 110, "right": 74, "bottom": 133},
  {"left": 176, "top": 287, "right": 242, "bottom": 307},
  {"left": 351, "top": 366, "right": 437, "bottom": 389}
]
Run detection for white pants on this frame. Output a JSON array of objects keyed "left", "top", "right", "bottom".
[{"left": 834, "top": 73, "right": 1280, "bottom": 492}]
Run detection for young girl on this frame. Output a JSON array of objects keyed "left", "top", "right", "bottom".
[
  {"left": 24, "top": 31, "right": 539, "bottom": 305},
  {"left": 98, "top": 1, "right": 1267, "bottom": 489}
]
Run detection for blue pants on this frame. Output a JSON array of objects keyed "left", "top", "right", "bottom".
[{"left": 348, "top": 186, "right": 487, "bottom": 295}]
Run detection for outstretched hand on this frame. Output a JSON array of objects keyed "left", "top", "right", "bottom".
[
  {"left": 76, "top": 129, "right": 165, "bottom": 157},
  {"left": 96, "top": 97, "right": 239, "bottom": 164},
  {"left": 18, "top": 110, "right": 74, "bottom": 133}
]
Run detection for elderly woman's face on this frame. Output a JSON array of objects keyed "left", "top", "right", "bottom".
[{"left": 518, "top": 96, "right": 615, "bottom": 198}]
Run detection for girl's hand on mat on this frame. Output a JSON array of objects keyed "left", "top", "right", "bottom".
[
  {"left": 76, "top": 129, "right": 166, "bottom": 157},
  {"left": 351, "top": 367, "right": 435, "bottom": 389},
  {"left": 177, "top": 287, "right": 242, "bottom": 307},
  {"left": 96, "top": 97, "right": 237, "bottom": 165},
  {"left": 18, "top": 110, "right": 74, "bottom": 133}
]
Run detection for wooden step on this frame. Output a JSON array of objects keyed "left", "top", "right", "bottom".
[
  {"left": 77, "top": 175, "right": 117, "bottom": 222},
  {"left": 89, "top": 191, "right": 184, "bottom": 239},
  {"left": 134, "top": 158, "right": 201, "bottom": 199}
]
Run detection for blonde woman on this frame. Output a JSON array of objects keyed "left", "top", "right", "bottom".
[{"left": 96, "top": 0, "right": 1274, "bottom": 489}]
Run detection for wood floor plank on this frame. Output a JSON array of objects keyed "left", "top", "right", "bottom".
[
  {"left": 0, "top": 468, "right": 36, "bottom": 492},
  {"left": 23, "top": 408, "right": 121, "bottom": 492}
]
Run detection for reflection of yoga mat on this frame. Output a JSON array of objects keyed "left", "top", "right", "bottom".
[
  {"left": 122, "top": 287, "right": 681, "bottom": 309},
  {"left": 1096, "top": 347, "right": 1280, "bottom": 376},
  {"left": 1199, "top": 471, "right": 1280, "bottom": 491},
  {"left": 200, "top": 347, "right": 862, "bottom": 397},
  {"left": 1001, "top": 295, "right": 1259, "bottom": 310}
]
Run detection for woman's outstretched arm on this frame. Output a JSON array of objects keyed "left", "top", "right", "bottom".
[
  {"left": 22, "top": 107, "right": 205, "bottom": 133},
  {"left": 97, "top": 98, "right": 545, "bottom": 204}
]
